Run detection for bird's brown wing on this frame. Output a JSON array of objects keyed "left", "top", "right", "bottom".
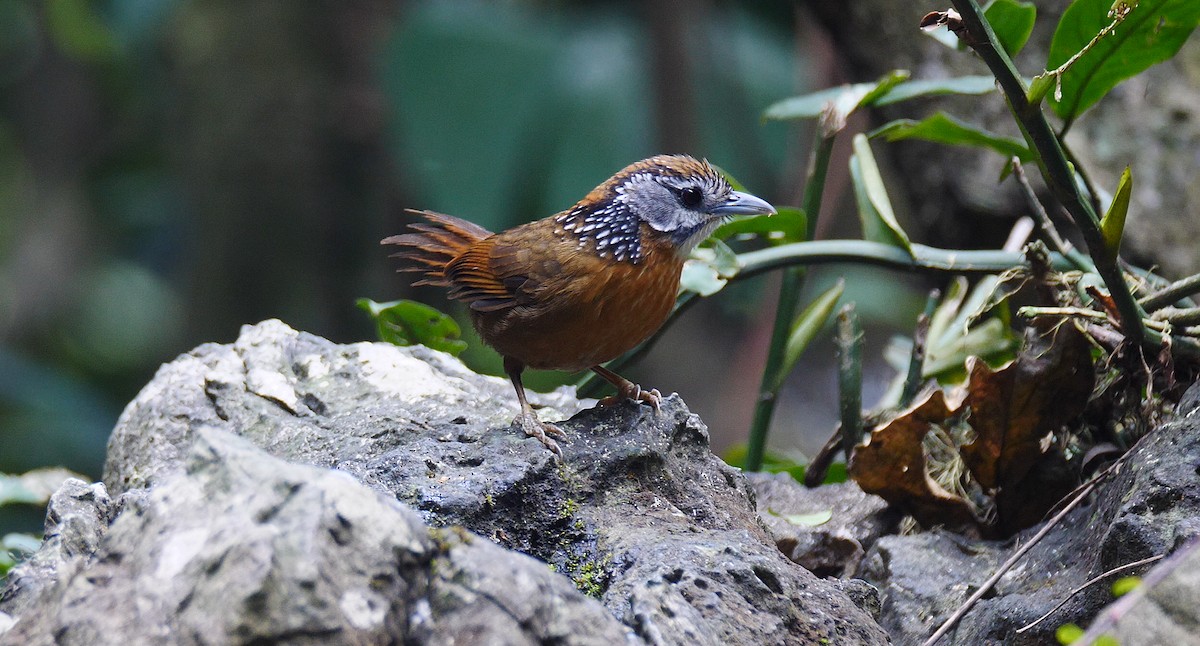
[{"left": 444, "top": 218, "right": 569, "bottom": 313}]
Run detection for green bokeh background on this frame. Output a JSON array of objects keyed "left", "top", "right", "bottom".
[{"left": 0, "top": 0, "right": 928, "bottom": 535}]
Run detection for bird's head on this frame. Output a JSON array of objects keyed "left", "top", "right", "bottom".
[{"left": 557, "top": 155, "right": 777, "bottom": 263}]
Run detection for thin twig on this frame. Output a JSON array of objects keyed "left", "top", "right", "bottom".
[
  {"left": 921, "top": 459, "right": 1123, "bottom": 645},
  {"left": 1018, "top": 306, "right": 1108, "bottom": 321},
  {"left": 1085, "top": 322, "right": 1125, "bottom": 353},
  {"left": 1014, "top": 553, "right": 1164, "bottom": 634},
  {"left": 803, "top": 425, "right": 844, "bottom": 488},
  {"left": 1139, "top": 273, "right": 1200, "bottom": 312},
  {"left": 1153, "top": 307, "right": 1200, "bottom": 327},
  {"left": 1010, "top": 157, "right": 1076, "bottom": 261}
]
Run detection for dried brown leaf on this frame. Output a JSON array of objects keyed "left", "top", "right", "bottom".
[
  {"left": 959, "top": 323, "right": 1093, "bottom": 530},
  {"left": 959, "top": 323, "right": 1092, "bottom": 491},
  {"left": 849, "top": 389, "right": 981, "bottom": 532}
]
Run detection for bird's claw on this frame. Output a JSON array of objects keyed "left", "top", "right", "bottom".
[
  {"left": 598, "top": 384, "right": 662, "bottom": 414},
  {"left": 642, "top": 388, "right": 663, "bottom": 413},
  {"left": 512, "top": 411, "right": 567, "bottom": 458}
]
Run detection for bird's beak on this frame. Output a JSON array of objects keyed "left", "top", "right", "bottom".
[{"left": 710, "top": 190, "right": 776, "bottom": 217}]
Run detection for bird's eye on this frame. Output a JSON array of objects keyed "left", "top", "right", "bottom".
[{"left": 679, "top": 186, "right": 703, "bottom": 208}]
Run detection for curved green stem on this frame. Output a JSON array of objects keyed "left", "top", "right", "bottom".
[
  {"left": 835, "top": 305, "right": 864, "bottom": 458},
  {"left": 1058, "top": 138, "right": 1103, "bottom": 217},
  {"left": 737, "top": 240, "right": 1074, "bottom": 277},
  {"left": 901, "top": 290, "right": 941, "bottom": 408},
  {"left": 574, "top": 240, "right": 1074, "bottom": 399},
  {"left": 745, "top": 133, "right": 834, "bottom": 471}
]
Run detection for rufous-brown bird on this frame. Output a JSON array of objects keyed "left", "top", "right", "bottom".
[{"left": 383, "top": 155, "right": 775, "bottom": 456}]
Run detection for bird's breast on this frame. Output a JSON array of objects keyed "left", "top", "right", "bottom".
[{"left": 474, "top": 227, "right": 685, "bottom": 372}]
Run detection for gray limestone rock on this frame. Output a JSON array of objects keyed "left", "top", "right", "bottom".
[
  {"left": 0, "top": 478, "right": 124, "bottom": 622},
  {"left": 1, "top": 319, "right": 889, "bottom": 645},
  {"left": 3, "top": 427, "right": 632, "bottom": 645},
  {"left": 1079, "top": 538, "right": 1200, "bottom": 645},
  {"left": 748, "top": 473, "right": 900, "bottom": 578},
  {"left": 6, "top": 322, "right": 1200, "bottom": 645}
]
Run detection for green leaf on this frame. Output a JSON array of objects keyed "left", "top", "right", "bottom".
[
  {"left": 1111, "top": 575, "right": 1141, "bottom": 596},
  {"left": 849, "top": 134, "right": 912, "bottom": 253},
  {"left": 1048, "top": 0, "right": 1200, "bottom": 122},
  {"left": 1100, "top": 166, "right": 1132, "bottom": 256},
  {"left": 723, "top": 446, "right": 849, "bottom": 485},
  {"left": 820, "top": 462, "right": 848, "bottom": 484},
  {"left": 925, "top": 317, "right": 1018, "bottom": 377},
  {"left": 920, "top": 277, "right": 1019, "bottom": 378},
  {"left": 0, "top": 479, "right": 41, "bottom": 507},
  {"left": 856, "top": 70, "right": 911, "bottom": 108},
  {"left": 874, "top": 75, "right": 1000, "bottom": 105},
  {"left": 356, "top": 298, "right": 468, "bottom": 355},
  {"left": 707, "top": 238, "right": 741, "bottom": 277},
  {"left": 679, "top": 261, "right": 728, "bottom": 297},
  {"left": 2, "top": 533, "right": 40, "bottom": 554},
  {"left": 0, "top": 533, "right": 41, "bottom": 578},
  {"left": 712, "top": 207, "right": 807, "bottom": 244},
  {"left": 1056, "top": 623, "right": 1085, "bottom": 644},
  {"left": 1027, "top": 71, "right": 1058, "bottom": 105},
  {"left": 985, "top": 0, "right": 1038, "bottom": 57},
  {"left": 935, "top": 273, "right": 1007, "bottom": 350},
  {"left": 764, "top": 85, "right": 869, "bottom": 122},
  {"left": 767, "top": 508, "right": 834, "bottom": 527},
  {"left": 763, "top": 71, "right": 909, "bottom": 123},
  {"left": 777, "top": 280, "right": 845, "bottom": 389},
  {"left": 681, "top": 240, "right": 741, "bottom": 297},
  {"left": 0, "top": 468, "right": 86, "bottom": 507},
  {"left": 871, "top": 112, "right": 1035, "bottom": 161},
  {"left": 927, "top": 277, "right": 969, "bottom": 346}
]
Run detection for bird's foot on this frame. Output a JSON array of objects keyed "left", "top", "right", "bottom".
[
  {"left": 512, "top": 410, "right": 567, "bottom": 458},
  {"left": 598, "top": 383, "right": 662, "bottom": 414}
]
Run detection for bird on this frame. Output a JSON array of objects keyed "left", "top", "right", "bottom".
[{"left": 383, "top": 154, "right": 775, "bottom": 456}]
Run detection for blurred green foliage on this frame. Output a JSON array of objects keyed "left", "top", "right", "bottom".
[
  {"left": 384, "top": 2, "right": 798, "bottom": 229},
  {"left": 0, "top": 466, "right": 85, "bottom": 577},
  {"left": 0, "top": 0, "right": 810, "bottom": 541}
]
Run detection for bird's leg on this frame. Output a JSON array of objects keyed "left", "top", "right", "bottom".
[
  {"left": 504, "top": 356, "right": 567, "bottom": 457},
  {"left": 591, "top": 365, "right": 662, "bottom": 413}
]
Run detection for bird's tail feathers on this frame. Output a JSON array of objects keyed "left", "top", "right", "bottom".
[{"left": 382, "top": 209, "right": 492, "bottom": 287}]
